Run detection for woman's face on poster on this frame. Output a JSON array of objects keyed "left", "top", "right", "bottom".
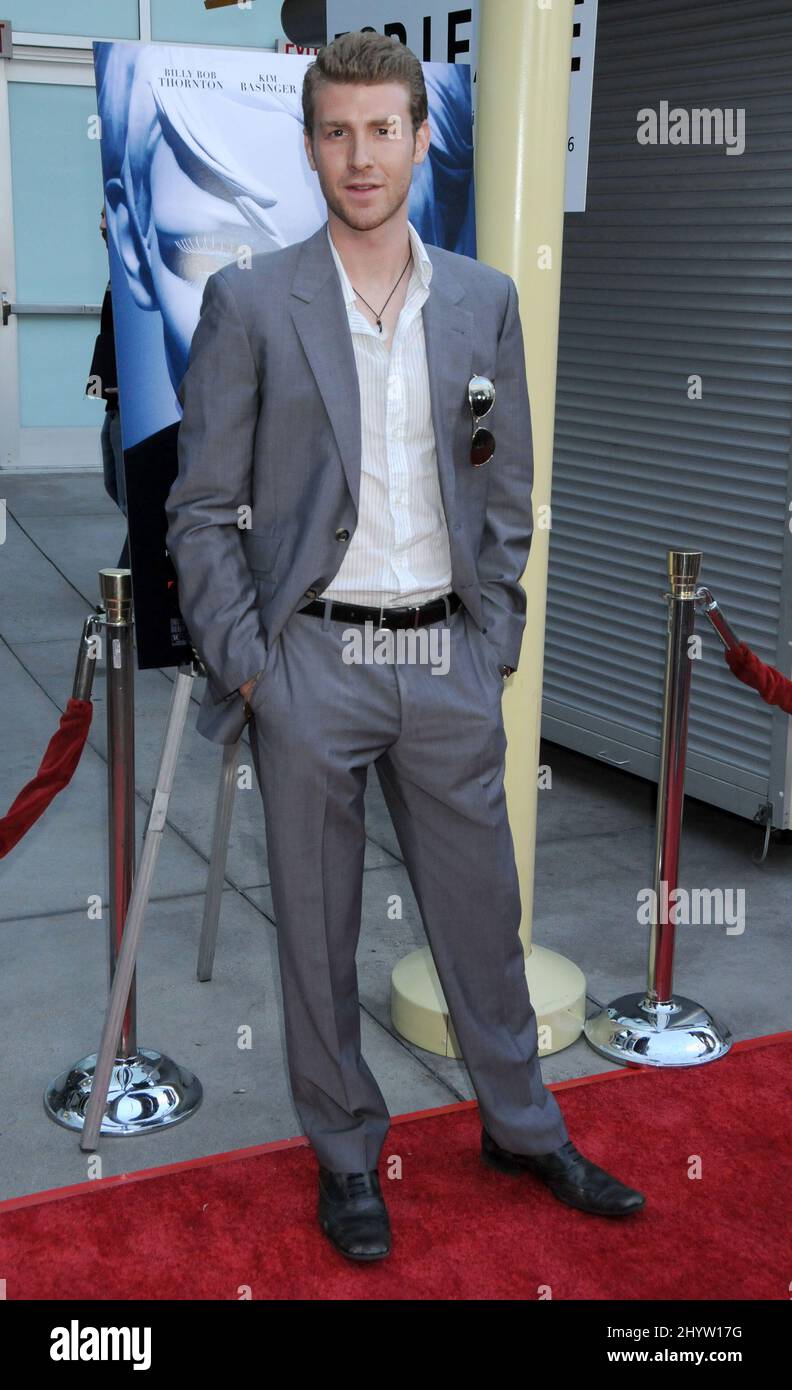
[{"left": 114, "top": 100, "right": 322, "bottom": 388}]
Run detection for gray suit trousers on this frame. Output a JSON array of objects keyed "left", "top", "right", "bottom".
[{"left": 247, "top": 599, "right": 569, "bottom": 1173}]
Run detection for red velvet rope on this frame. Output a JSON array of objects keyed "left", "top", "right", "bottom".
[
  {"left": 0, "top": 698, "right": 93, "bottom": 859},
  {"left": 724, "top": 642, "right": 792, "bottom": 715}
]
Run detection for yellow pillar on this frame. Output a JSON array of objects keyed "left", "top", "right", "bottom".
[{"left": 391, "top": 0, "right": 586, "bottom": 1056}]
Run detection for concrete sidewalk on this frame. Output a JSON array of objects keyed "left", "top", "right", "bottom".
[{"left": 0, "top": 470, "right": 789, "bottom": 1202}]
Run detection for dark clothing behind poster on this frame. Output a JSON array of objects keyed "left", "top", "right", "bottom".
[
  {"left": 86, "top": 283, "right": 190, "bottom": 667},
  {"left": 123, "top": 421, "right": 193, "bottom": 670},
  {"left": 86, "top": 280, "right": 118, "bottom": 412}
]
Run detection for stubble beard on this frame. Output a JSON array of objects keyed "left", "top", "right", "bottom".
[{"left": 329, "top": 182, "right": 409, "bottom": 233}]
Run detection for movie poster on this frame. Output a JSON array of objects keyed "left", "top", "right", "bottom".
[{"left": 93, "top": 41, "right": 476, "bottom": 669}]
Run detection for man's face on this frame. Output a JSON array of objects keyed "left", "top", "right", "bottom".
[{"left": 303, "top": 80, "right": 430, "bottom": 233}]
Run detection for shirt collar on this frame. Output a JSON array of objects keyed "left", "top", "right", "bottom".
[{"left": 326, "top": 218, "right": 432, "bottom": 309}]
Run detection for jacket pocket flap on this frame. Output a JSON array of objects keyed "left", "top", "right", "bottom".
[{"left": 241, "top": 532, "right": 282, "bottom": 575}]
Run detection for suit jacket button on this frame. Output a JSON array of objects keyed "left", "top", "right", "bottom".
[
  {"left": 335, "top": 528, "right": 350, "bottom": 542},
  {"left": 305, "top": 587, "right": 318, "bottom": 599}
]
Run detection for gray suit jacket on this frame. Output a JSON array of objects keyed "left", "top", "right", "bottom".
[{"left": 164, "top": 218, "right": 534, "bottom": 744}]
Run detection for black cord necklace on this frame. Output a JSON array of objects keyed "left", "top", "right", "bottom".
[{"left": 352, "top": 253, "right": 413, "bottom": 333}]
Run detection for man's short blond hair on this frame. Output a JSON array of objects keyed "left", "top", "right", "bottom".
[{"left": 302, "top": 29, "right": 428, "bottom": 143}]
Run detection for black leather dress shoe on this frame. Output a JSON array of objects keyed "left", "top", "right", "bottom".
[
  {"left": 317, "top": 1167, "right": 391, "bottom": 1260},
  {"left": 481, "top": 1128, "right": 646, "bottom": 1217}
]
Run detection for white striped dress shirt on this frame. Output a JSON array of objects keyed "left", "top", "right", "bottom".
[{"left": 319, "top": 219, "right": 454, "bottom": 609}]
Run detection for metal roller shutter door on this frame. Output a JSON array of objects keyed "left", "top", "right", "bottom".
[{"left": 544, "top": 0, "right": 792, "bottom": 826}]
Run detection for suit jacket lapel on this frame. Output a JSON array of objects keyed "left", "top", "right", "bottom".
[
  {"left": 289, "top": 225, "right": 361, "bottom": 507},
  {"left": 289, "top": 219, "right": 473, "bottom": 528}
]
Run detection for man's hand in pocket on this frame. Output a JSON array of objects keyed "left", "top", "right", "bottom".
[{"left": 240, "top": 671, "right": 262, "bottom": 705}]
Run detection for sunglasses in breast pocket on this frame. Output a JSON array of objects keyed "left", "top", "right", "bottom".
[{"left": 468, "top": 375, "right": 495, "bottom": 466}]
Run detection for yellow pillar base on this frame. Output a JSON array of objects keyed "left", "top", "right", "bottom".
[{"left": 391, "top": 945, "right": 586, "bottom": 1060}]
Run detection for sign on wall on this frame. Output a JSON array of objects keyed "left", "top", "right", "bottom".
[{"left": 565, "top": 0, "right": 597, "bottom": 212}]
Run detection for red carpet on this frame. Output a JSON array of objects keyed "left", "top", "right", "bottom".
[{"left": 1, "top": 1033, "right": 790, "bottom": 1300}]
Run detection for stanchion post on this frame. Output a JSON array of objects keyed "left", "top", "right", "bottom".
[
  {"left": 103, "top": 570, "right": 137, "bottom": 1056},
  {"left": 648, "top": 551, "right": 700, "bottom": 1006},
  {"left": 45, "top": 572, "right": 202, "bottom": 1137},
  {"left": 585, "top": 550, "right": 732, "bottom": 1066}
]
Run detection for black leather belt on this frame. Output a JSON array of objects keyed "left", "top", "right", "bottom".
[{"left": 297, "top": 590, "right": 461, "bottom": 629}]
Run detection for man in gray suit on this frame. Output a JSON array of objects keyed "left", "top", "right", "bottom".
[{"left": 165, "top": 31, "right": 645, "bottom": 1262}]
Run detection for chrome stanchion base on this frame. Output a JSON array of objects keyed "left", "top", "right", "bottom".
[
  {"left": 44, "top": 1048, "right": 203, "bottom": 1135},
  {"left": 584, "top": 993, "right": 732, "bottom": 1067}
]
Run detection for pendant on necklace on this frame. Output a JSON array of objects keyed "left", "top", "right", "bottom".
[{"left": 377, "top": 320, "right": 382, "bottom": 333}]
